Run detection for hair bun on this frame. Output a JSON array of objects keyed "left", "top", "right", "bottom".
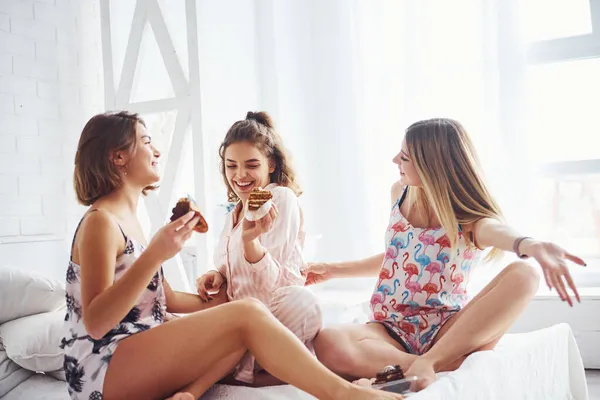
[{"left": 246, "top": 111, "right": 275, "bottom": 129}]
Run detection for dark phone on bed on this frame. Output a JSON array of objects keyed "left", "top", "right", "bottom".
[{"left": 372, "top": 376, "right": 418, "bottom": 394}]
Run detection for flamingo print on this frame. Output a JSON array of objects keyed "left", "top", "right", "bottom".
[
  {"left": 370, "top": 291, "right": 386, "bottom": 306},
  {"left": 422, "top": 275, "right": 447, "bottom": 301},
  {"left": 436, "top": 252, "right": 450, "bottom": 267},
  {"left": 435, "top": 234, "right": 451, "bottom": 256},
  {"left": 390, "top": 292, "right": 421, "bottom": 316},
  {"left": 414, "top": 243, "right": 431, "bottom": 279},
  {"left": 391, "top": 219, "right": 410, "bottom": 234},
  {"left": 405, "top": 279, "right": 422, "bottom": 300},
  {"left": 390, "top": 232, "right": 414, "bottom": 255},
  {"left": 425, "top": 297, "right": 443, "bottom": 307},
  {"left": 379, "top": 261, "right": 399, "bottom": 281},
  {"left": 402, "top": 252, "right": 419, "bottom": 281},
  {"left": 390, "top": 292, "right": 410, "bottom": 312},
  {"left": 418, "top": 230, "right": 436, "bottom": 251},
  {"left": 450, "top": 264, "right": 465, "bottom": 295},
  {"left": 461, "top": 247, "right": 475, "bottom": 271},
  {"left": 373, "top": 305, "right": 389, "bottom": 321},
  {"left": 419, "top": 323, "right": 440, "bottom": 345},
  {"left": 377, "top": 279, "right": 401, "bottom": 296},
  {"left": 424, "top": 261, "right": 443, "bottom": 283},
  {"left": 418, "top": 314, "right": 429, "bottom": 330},
  {"left": 399, "top": 320, "right": 417, "bottom": 335}
]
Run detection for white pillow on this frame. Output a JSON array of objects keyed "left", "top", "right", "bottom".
[
  {"left": 0, "top": 266, "right": 66, "bottom": 325},
  {"left": 0, "top": 311, "right": 65, "bottom": 373},
  {"left": 0, "top": 349, "right": 34, "bottom": 397}
]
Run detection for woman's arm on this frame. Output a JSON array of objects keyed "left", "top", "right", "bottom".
[
  {"left": 79, "top": 211, "right": 163, "bottom": 339},
  {"left": 304, "top": 182, "right": 402, "bottom": 283},
  {"left": 164, "top": 278, "right": 226, "bottom": 313},
  {"left": 241, "top": 187, "right": 305, "bottom": 289},
  {"left": 328, "top": 253, "right": 384, "bottom": 278},
  {"left": 472, "top": 218, "right": 586, "bottom": 305}
]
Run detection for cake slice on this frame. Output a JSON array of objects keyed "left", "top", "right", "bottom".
[
  {"left": 247, "top": 187, "right": 273, "bottom": 211},
  {"left": 374, "top": 365, "right": 405, "bottom": 384},
  {"left": 170, "top": 195, "right": 208, "bottom": 233}
]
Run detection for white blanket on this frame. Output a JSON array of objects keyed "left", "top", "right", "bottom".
[{"left": 201, "top": 323, "right": 588, "bottom": 400}]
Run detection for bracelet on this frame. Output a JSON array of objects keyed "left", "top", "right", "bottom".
[{"left": 513, "top": 236, "right": 532, "bottom": 259}]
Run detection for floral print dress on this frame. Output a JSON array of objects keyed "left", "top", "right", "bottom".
[{"left": 61, "top": 210, "right": 167, "bottom": 400}]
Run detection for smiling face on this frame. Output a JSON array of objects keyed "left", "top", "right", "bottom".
[
  {"left": 112, "top": 122, "right": 161, "bottom": 189},
  {"left": 223, "top": 141, "right": 274, "bottom": 202},
  {"left": 392, "top": 139, "right": 421, "bottom": 186}
]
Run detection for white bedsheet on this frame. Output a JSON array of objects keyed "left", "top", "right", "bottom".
[
  {"left": 1, "top": 324, "right": 586, "bottom": 400},
  {"left": 201, "top": 323, "right": 588, "bottom": 400}
]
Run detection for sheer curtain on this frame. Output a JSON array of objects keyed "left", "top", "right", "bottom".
[
  {"left": 252, "top": 0, "right": 520, "bottom": 296},
  {"left": 109, "top": 0, "right": 597, "bottom": 291}
]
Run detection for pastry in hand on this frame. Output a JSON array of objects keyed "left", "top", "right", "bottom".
[
  {"left": 374, "top": 365, "right": 405, "bottom": 385},
  {"left": 245, "top": 187, "right": 273, "bottom": 221},
  {"left": 170, "top": 195, "right": 208, "bottom": 233},
  {"left": 248, "top": 187, "right": 273, "bottom": 210}
]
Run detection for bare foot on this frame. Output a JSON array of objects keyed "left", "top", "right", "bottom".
[
  {"left": 403, "top": 357, "right": 436, "bottom": 391},
  {"left": 166, "top": 392, "right": 195, "bottom": 400}
]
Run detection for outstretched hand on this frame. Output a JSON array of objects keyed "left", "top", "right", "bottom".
[{"left": 528, "top": 241, "right": 585, "bottom": 306}]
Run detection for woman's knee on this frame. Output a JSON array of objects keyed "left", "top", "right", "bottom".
[
  {"left": 235, "top": 298, "right": 270, "bottom": 316},
  {"left": 504, "top": 261, "right": 540, "bottom": 296},
  {"left": 314, "top": 328, "right": 359, "bottom": 372}
]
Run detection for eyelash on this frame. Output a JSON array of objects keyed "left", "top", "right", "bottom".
[
  {"left": 226, "top": 165, "right": 259, "bottom": 169},
  {"left": 401, "top": 157, "right": 409, "bottom": 162}
]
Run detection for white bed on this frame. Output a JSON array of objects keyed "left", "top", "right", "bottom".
[
  {"left": 198, "top": 323, "right": 588, "bottom": 400},
  {"left": 0, "top": 265, "right": 589, "bottom": 400}
]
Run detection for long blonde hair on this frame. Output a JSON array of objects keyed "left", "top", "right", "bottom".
[{"left": 404, "top": 118, "right": 503, "bottom": 259}]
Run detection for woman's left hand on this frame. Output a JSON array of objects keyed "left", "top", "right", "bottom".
[
  {"left": 241, "top": 204, "right": 278, "bottom": 243},
  {"left": 526, "top": 240, "right": 586, "bottom": 306}
]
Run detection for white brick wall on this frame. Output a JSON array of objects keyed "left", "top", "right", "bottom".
[{"left": 0, "top": 0, "right": 103, "bottom": 239}]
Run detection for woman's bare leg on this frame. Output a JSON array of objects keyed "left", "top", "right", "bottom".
[
  {"left": 103, "top": 298, "right": 404, "bottom": 400},
  {"left": 406, "top": 261, "right": 540, "bottom": 390}
]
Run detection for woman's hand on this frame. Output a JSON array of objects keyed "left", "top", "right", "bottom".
[
  {"left": 524, "top": 240, "right": 586, "bottom": 306},
  {"left": 301, "top": 262, "right": 335, "bottom": 285},
  {"left": 146, "top": 211, "right": 199, "bottom": 263},
  {"left": 241, "top": 205, "right": 278, "bottom": 243},
  {"left": 195, "top": 270, "right": 226, "bottom": 302}
]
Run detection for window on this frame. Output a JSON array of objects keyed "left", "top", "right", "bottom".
[
  {"left": 520, "top": 0, "right": 593, "bottom": 42},
  {"left": 521, "top": 0, "right": 600, "bottom": 268}
]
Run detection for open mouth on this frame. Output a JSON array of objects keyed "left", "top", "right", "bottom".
[{"left": 234, "top": 180, "right": 255, "bottom": 192}]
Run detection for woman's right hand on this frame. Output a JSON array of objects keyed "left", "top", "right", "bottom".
[
  {"left": 195, "top": 270, "right": 226, "bottom": 302},
  {"left": 146, "top": 211, "right": 200, "bottom": 263},
  {"left": 301, "top": 262, "right": 335, "bottom": 286}
]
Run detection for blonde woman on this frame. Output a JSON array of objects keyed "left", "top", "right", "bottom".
[{"left": 303, "top": 118, "right": 585, "bottom": 391}]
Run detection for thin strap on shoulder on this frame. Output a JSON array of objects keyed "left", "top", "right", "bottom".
[
  {"left": 115, "top": 222, "right": 127, "bottom": 242},
  {"left": 70, "top": 209, "right": 100, "bottom": 261},
  {"left": 398, "top": 186, "right": 409, "bottom": 208},
  {"left": 69, "top": 209, "right": 127, "bottom": 261}
]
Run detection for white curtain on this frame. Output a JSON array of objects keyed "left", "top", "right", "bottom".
[
  {"left": 109, "top": 0, "right": 597, "bottom": 290},
  {"left": 248, "top": 0, "right": 521, "bottom": 295}
]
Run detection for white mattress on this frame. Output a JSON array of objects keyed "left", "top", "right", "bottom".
[
  {"left": 2, "top": 324, "right": 587, "bottom": 400},
  {"left": 201, "top": 323, "right": 588, "bottom": 400}
]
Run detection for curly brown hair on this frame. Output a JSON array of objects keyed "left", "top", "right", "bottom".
[
  {"left": 219, "top": 111, "right": 302, "bottom": 203},
  {"left": 73, "top": 111, "right": 157, "bottom": 206}
]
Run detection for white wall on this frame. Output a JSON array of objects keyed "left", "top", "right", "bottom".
[{"left": 0, "top": 0, "right": 103, "bottom": 280}]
